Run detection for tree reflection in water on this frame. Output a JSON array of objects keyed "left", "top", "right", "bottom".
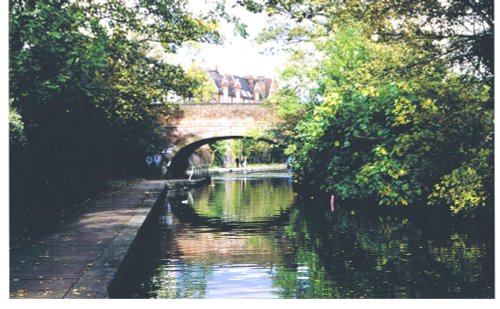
[{"left": 129, "top": 171, "right": 493, "bottom": 299}]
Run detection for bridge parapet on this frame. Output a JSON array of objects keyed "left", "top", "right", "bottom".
[
  {"left": 161, "top": 103, "right": 279, "bottom": 178},
  {"left": 164, "top": 103, "right": 276, "bottom": 148}
]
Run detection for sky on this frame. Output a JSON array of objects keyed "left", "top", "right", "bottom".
[{"left": 166, "top": 0, "right": 288, "bottom": 78}]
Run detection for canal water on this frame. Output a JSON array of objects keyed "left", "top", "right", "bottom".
[{"left": 124, "top": 170, "right": 494, "bottom": 298}]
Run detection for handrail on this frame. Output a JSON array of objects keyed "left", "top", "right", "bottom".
[{"left": 188, "top": 164, "right": 210, "bottom": 180}]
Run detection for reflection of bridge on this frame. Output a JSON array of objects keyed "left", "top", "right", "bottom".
[
  {"left": 162, "top": 103, "right": 279, "bottom": 178},
  {"left": 164, "top": 187, "right": 295, "bottom": 266},
  {"left": 170, "top": 195, "right": 293, "bottom": 233}
]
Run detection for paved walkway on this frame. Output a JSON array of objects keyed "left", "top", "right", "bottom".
[{"left": 9, "top": 179, "right": 166, "bottom": 299}]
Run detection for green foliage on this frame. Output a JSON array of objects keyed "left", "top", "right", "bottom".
[
  {"left": 241, "top": 139, "right": 282, "bottom": 164},
  {"left": 246, "top": 0, "right": 493, "bottom": 81},
  {"left": 428, "top": 148, "right": 492, "bottom": 216},
  {"left": 208, "top": 139, "right": 283, "bottom": 167},
  {"left": 209, "top": 140, "right": 227, "bottom": 167},
  {"left": 270, "top": 23, "right": 493, "bottom": 217},
  {"left": 9, "top": 0, "right": 224, "bottom": 225},
  {"left": 9, "top": 103, "right": 26, "bottom": 149},
  {"left": 184, "top": 62, "right": 217, "bottom": 103}
]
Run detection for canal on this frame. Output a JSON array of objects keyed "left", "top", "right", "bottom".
[{"left": 121, "top": 170, "right": 494, "bottom": 298}]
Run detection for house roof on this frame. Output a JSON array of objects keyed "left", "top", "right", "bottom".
[{"left": 207, "top": 69, "right": 272, "bottom": 99}]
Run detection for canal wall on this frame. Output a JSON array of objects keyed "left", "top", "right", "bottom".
[
  {"left": 69, "top": 184, "right": 167, "bottom": 298},
  {"left": 164, "top": 177, "right": 211, "bottom": 195},
  {"left": 106, "top": 177, "right": 210, "bottom": 298}
]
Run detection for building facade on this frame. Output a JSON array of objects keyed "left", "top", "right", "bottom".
[{"left": 207, "top": 69, "right": 274, "bottom": 103}]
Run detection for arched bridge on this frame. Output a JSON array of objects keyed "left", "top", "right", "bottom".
[{"left": 162, "top": 103, "right": 279, "bottom": 178}]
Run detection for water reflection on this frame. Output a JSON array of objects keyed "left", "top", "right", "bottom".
[
  {"left": 273, "top": 202, "right": 494, "bottom": 298},
  {"left": 130, "top": 171, "right": 493, "bottom": 299},
  {"left": 193, "top": 171, "right": 295, "bottom": 223}
]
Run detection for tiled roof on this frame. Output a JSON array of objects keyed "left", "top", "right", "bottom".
[{"left": 207, "top": 70, "right": 272, "bottom": 99}]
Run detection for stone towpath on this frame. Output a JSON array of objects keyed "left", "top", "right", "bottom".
[{"left": 9, "top": 179, "right": 167, "bottom": 299}]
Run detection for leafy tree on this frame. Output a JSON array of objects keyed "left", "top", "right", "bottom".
[
  {"left": 266, "top": 21, "right": 492, "bottom": 216},
  {"left": 209, "top": 140, "right": 228, "bottom": 167},
  {"left": 243, "top": 0, "right": 493, "bottom": 81},
  {"left": 243, "top": 0, "right": 493, "bottom": 217},
  {"left": 9, "top": 0, "right": 222, "bottom": 226},
  {"left": 184, "top": 61, "right": 217, "bottom": 103},
  {"left": 239, "top": 139, "right": 283, "bottom": 164},
  {"left": 9, "top": 103, "right": 26, "bottom": 152}
]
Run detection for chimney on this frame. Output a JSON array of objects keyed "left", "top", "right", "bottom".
[
  {"left": 244, "top": 75, "right": 255, "bottom": 87},
  {"left": 234, "top": 78, "right": 242, "bottom": 102},
  {"left": 253, "top": 83, "right": 260, "bottom": 102},
  {"left": 221, "top": 76, "right": 229, "bottom": 102}
]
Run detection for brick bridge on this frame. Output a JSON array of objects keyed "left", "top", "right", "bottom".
[{"left": 161, "top": 103, "right": 279, "bottom": 178}]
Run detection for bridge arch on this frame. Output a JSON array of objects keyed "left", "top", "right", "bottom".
[
  {"left": 166, "top": 135, "right": 278, "bottom": 179},
  {"left": 160, "top": 103, "right": 281, "bottom": 179}
]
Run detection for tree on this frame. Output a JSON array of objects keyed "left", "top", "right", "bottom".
[
  {"left": 184, "top": 61, "right": 217, "bottom": 103},
  {"left": 8, "top": 0, "right": 223, "bottom": 225},
  {"left": 243, "top": 0, "right": 493, "bottom": 81},
  {"left": 266, "top": 21, "right": 492, "bottom": 216}
]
